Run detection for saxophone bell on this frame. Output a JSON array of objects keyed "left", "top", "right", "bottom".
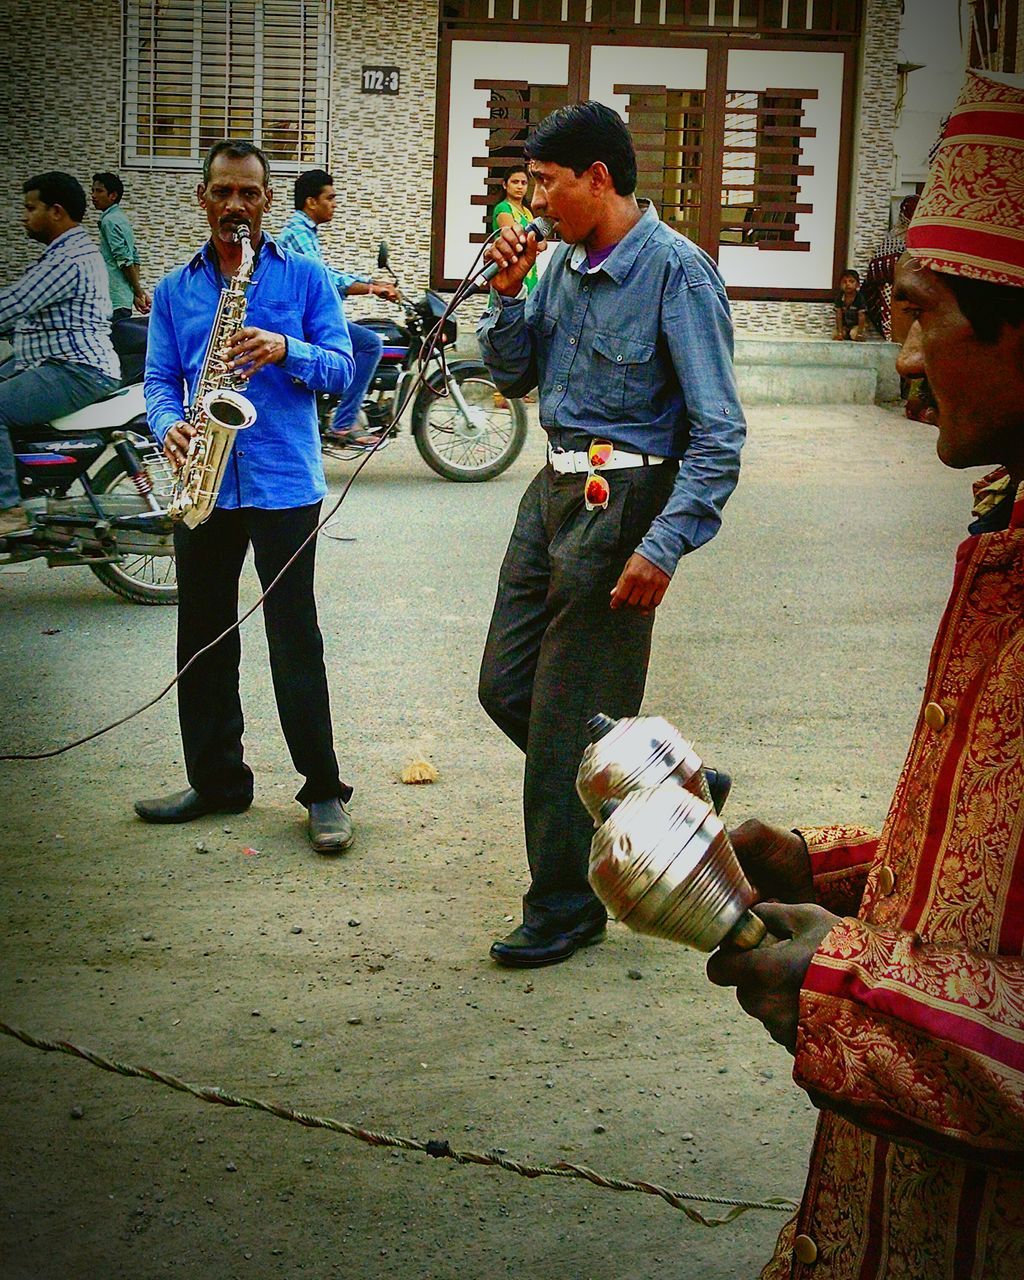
[{"left": 201, "top": 387, "right": 257, "bottom": 433}]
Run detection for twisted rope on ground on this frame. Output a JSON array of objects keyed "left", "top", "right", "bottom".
[{"left": 0, "top": 1020, "right": 796, "bottom": 1227}]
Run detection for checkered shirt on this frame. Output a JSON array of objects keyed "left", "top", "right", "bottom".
[
  {"left": 276, "top": 210, "right": 367, "bottom": 295},
  {"left": 0, "top": 226, "right": 120, "bottom": 379}
]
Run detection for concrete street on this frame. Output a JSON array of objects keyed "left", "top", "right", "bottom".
[{"left": 0, "top": 403, "right": 969, "bottom": 1279}]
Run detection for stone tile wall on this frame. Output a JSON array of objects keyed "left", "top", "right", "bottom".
[
  {"left": 0, "top": 0, "right": 438, "bottom": 306},
  {"left": 1016, "top": 0, "right": 1024, "bottom": 73},
  {"left": 0, "top": 0, "right": 142, "bottom": 280},
  {"left": 315, "top": 0, "right": 438, "bottom": 313},
  {"left": 849, "top": 0, "right": 902, "bottom": 272},
  {"left": 731, "top": 299, "right": 837, "bottom": 337}
]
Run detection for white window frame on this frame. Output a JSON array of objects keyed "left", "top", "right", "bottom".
[{"left": 122, "top": 0, "right": 333, "bottom": 172}]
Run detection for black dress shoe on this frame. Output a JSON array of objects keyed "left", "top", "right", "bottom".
[
  {"left": 704, "top": 768, "right": 732, "bottom": 814},
  {"left": 307, "top": 798, "right": 354, "bottom": 853},
  {"left": 489, "top": 916, "right": 606, "bottom": 968},
  {"left": 134, "top": 787, "right": 251, "bottom": 824}
]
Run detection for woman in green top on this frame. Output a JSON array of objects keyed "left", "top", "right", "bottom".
[{"left": 492, "top": 166, "right": 539, "bottom": 294}]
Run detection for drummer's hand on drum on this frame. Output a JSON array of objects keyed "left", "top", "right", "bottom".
[
  {"left": 706, "top": 902, "right": 841, "bottom": 1053},
  {"left": 729, "top": 818, "right": 816, "bottom": 905},
  {"left": 164, "top": 420, "right": 195, "bottom": 470},
  {"left": 485, "top": 223, "right": 547, "bottom": 296}
]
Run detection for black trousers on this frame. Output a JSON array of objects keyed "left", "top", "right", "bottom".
[
  {"left": 173, "top": 502, "right": 346, "bottom": 807},
  {"left": 479, "top": 461, "right": 678, "bottom": 932}
]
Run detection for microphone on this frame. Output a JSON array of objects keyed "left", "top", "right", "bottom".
[{"left": 469, "top": 216, "right": 554, "bottom": 293}]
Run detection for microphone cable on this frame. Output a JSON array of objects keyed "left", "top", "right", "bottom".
[{"left": 0, "top": 227, "right": 527, "bottom": 761}]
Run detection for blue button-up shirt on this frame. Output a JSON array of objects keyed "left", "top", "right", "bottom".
[
  {"left": 276, "top": 210, "right": 368, "bottom": 296},
  {"left": 478, "top": 202, "right": 746, "bottom": 575},
  {"left": 145, "top": 235, "right": 354, "bottom": 510}
]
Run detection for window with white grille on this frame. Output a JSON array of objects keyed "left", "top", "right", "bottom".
[
  {"left": 123, "top": 0, "right": 333, "bottom": 171},
  {"left": 443, "top": 0, "right": 861, "bottom": 34},
  {"left": 719, "top": 89, "right": 815, "bottom": 250}
]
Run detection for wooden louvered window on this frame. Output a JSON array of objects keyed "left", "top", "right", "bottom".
[
  {"left": 473, "top": 79, "right": 570, "bottom": 244},
  {"left": 614, "top": 82, "right": 814, "bottom": 251},
  {"left": 123, "top": 0, "right": 333, "bottom": 171},
  {"left": 618, "top": 85, "right": 708, "bottom": 246},
  {"left": 438, "top": 11, "right": 857, "bottom": 296},
  {"left": 720, "top": 89, "right": 815, "bottom": 250}
]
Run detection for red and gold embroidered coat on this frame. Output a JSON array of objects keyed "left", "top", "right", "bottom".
[{"left": 763, "top": 475, "right": 1024, "bottom": 1279}]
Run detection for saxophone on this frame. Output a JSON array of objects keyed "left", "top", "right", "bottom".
[{"left": 169, "top": 223, "right": 258, "bottom": 528}]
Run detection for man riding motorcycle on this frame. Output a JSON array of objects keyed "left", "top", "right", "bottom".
[
  {"left": 0, "top": 171, "right": 121, "bottom": 538},
  {"left": 276, "top": 168, "right": 399, "bottom": 449}
]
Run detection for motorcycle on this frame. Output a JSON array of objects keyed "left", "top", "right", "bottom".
[
  {"left": 321, "top": 245, "right": 529, "bottom": 482},
  {"left": 2, "top": 376, "right": 177, "bottom": 605}
]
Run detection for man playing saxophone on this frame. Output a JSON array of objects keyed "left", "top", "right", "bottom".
[{"left": 136, "top": 139, "right": 358, "bottom": 854}]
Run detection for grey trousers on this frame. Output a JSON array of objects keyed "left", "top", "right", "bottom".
[{"left": 479, "top": 459, "right": 678, "bottom": 932}]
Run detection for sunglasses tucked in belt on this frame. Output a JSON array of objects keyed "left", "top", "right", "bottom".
[{"left": 546, "top": 439, "right": 667, "bottom": 511}]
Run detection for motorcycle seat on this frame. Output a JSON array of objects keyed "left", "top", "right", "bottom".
[{"left": 50, "top": 383, "right": 147, "bottom": 434}]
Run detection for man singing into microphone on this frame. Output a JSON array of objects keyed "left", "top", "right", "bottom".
[{"left": 477, "top": 102, "right": 746, "bottom": 967}]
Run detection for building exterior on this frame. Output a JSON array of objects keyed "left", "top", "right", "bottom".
[
  {"left": 0, "top": 0, "right": 1013, "bottom": 338},
  {"left": 892, "top": 0, "right": 966, "bottom": 214},
  {"left": 893, "top": 0, "right": 1022, "bottom": 220}
]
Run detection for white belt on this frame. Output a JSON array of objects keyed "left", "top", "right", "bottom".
[{"left": 546, "top": 443, "right": 667, "bottom": 474}]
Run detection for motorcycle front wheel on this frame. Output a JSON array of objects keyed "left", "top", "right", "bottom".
[
  {"left": 411, "top": 363, "right": 528, "bottom": 482},
  {"left": 88, "top": 453, "right": 178, "bottom": 605}
]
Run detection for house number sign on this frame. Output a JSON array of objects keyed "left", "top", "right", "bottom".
[{"left": 361, "top": 66, "right": 400, "bottom": 94}]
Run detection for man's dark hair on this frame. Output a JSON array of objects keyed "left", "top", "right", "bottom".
[
  {"left": 945, "top": 273, "right": 1024, "bottom": 344},
  {"left": 840, "top": 268, "right": 861, "bottom": 283},
  {"left": 202, "top": 140, "right": 270, "bottom": 186},
  {"left": 294, "top": 169, "right": 333, "bottom": 210},
  {"left": 92, "top": 171, "right": 124, "bottom": 201},
  {"left": 525, "top": 101, "right": 637, "bottom": 196},
  {"left": 23, "top": 172, "right": 86, "bottom": 222}
]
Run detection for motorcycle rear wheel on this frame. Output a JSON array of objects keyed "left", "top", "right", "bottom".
[
  {"left": 88, "top": 455, "right": 178, "bottom": 605},
  {"left": 412, "top": 364, "right": 527, "bottom": 482}
]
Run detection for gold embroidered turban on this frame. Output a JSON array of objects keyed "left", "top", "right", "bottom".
[{"left": 906, "top": 71, "right": 1024, "bottom": 288}]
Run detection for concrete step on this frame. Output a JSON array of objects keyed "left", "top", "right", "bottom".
[
  {"left": 734, "top": 338, "right": 901, "bottom": 406},
  {"left": 457, "top": 331, "right": 903, "bottom": 408}
]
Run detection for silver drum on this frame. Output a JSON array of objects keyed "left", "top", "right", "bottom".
[
  {"left": 576, "top": 712, "right": 713, "bottom": 824},
  {"left": 588, "top": 787, "right": 765, "bottom": 952}
]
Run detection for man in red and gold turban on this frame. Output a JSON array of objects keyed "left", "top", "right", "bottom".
[{"left": 708, "top": 72, "right": 1024, "bottom": 1278}]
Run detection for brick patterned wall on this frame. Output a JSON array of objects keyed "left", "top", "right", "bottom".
[
  {"left": 0, "top": 0, "right": 132, "bottom": 280},
  {"left": 1016, "top": 0, "right": 1024, "bottom": 73},
  {"left": 849, "top": 0, "right": 902, "bottom": 270},
  {"left": 318, "top": 0, "right": 438, "bottom": 313},
  {"left": 0, "top": 0, "right": 900, "bottom": 341},
  {"left": 0, "top": 0, "right": 437, "bottom": 303},
  {"left": 731, "top": 299, "right": 836, "bottom": 337}
]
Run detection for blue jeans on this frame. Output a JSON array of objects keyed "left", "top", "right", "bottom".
[
  {"left": 333, "top": 321, "right": 383, "bottom": 431},
  {"left": 0, "top": 357, "right": 119, "bottom": 508}
]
